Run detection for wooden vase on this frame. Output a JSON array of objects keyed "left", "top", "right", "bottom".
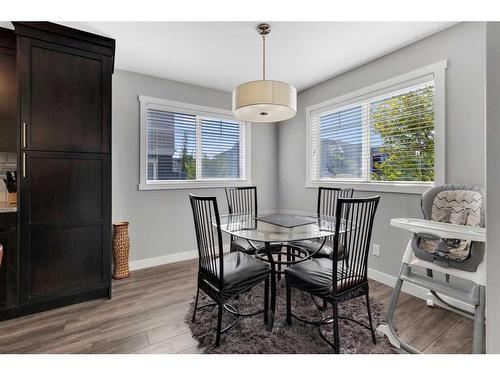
[{"left": 112, "top": 221, "right": 130, "bottom": 279}]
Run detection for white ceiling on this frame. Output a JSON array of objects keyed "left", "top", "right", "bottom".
[{"left": 2, "top": 22, "right": 456, "bottom": 92}]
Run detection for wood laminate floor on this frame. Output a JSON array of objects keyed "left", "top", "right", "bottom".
[{"left": 0, "top": 259, "right": 473, "bottom": 354}]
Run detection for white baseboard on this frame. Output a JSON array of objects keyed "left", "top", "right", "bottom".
[
  {"left": 368, "top": 267, "right": 474, "bottom": 314},
  {"left": 129, "top": 243, "right": 231, "bottom": 271},
  {"left": 129, "top": 250, "right": 199, "bottom": 271}
]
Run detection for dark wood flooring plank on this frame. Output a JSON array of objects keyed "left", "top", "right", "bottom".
[
  {"left": 147, "top": 321, "right": 191, "bottom": 345},
  {"left": 398, "top": 304, "right": 461, "bottom": 351},
  {"left": 0, "top": 258, "right": 473, "bottom": 354},
  {"left": 424, "top": 317, "right": 473, "bottom": 354},
  {"left": 135, "top": 331, "right": 200, "bottom": 354},
  {"left": 86, "top": 331, "right": 151, "bottom": 354}
]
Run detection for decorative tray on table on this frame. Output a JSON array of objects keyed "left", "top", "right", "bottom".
[{"left": 255, "top": 214, "right": 317, "bottom": 228}]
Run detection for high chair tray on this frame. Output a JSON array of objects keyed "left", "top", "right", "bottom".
[{"left": 390, "top": 218, "right": 486, "bottom": 242}]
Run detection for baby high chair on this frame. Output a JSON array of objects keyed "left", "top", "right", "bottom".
[{"left": 377, "top": 184, "right": 486, "bottom": 353}]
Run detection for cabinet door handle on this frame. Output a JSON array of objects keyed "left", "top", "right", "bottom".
[
  {"left": 23, "top": 122, "right": 27, "bottom": 148},
  {"left": 22, "top": 152, "right": 26, "bottom": 178}
]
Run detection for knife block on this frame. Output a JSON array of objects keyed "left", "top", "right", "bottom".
[{"left": 7, "top": 192, "right": 17, "bottom": 206}]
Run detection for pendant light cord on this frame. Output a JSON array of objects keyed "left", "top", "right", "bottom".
[
  {"left": 262, "top": 34, "right": 266, "bottom": 80},
  {"left": 257, "top": 23, "right": 270, "bottom": 81}
]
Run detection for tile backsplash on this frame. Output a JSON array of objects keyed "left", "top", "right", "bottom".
[{"left": 0, "top": 152, "right": 17, "bottom": 202}]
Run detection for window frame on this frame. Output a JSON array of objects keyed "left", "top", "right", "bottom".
[
  {"left": 305, "top": 60, "right": 447, "bottom": 194},
  {"left": 139, "top": 96, "right": 252, "bottom": 190}
]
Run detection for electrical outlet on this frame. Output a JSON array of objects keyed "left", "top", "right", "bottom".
[{"left": 373, "top": 244, "right": 380, "bottom": 257}]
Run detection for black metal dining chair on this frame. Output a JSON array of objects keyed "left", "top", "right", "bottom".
[
  {"left": 291, "top": 187, "right": 354, "bottom": 260},
  {"left": 285, "top": 196, "right": 380, "bottom": 353},
  {"left": 225, "top": 186, "right": 259, "bottom": 254},
  {"left": 225, "top": 186, "right": 285, "bottom": 278},
  {"left": 189, "top": 194, "right": 271, "bottom": 347}
]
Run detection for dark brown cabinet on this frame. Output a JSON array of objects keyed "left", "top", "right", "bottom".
[
  {"left": 18, "top": 37, "right": 112, "bottom": 153},
  {"left": 0, "top": 22, "right": 115, "bottom": 320},
  {"left": 0, "top": 213, "right": 17, "bottom": 310},
  {"left": 0, "top": 28, "right": 17, "bottom": 152},
  {"left": 19, "top": 152, "right": 111, "bottom": 304}
]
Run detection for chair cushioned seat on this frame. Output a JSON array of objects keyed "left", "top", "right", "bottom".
[
  {"left": 222, "top": 252, "right": 270, "bottom": 296},
  {"left": 290, "top": 239, "right": 345, "bottom": 260},
  {"left": 285, "top": 258, "right": 364, "bottom": 297},
  {"left": 231, "top": 238, "right": 282, "bottom": 254}
]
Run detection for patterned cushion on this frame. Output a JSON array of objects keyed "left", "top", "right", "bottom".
[{"left": 419, "top": 190, "right": 482, "bottom": 261}]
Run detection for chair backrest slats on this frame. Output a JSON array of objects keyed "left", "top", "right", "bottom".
[
  {"left": 333, "top": 196, "right": 380, "bottom": 295},
  {"left": 317, "top": 187, "right": 354, "bottom": 218},
  {"left": 189, "top": 194, "right": 224, "bottom": 289},
  {"left": 225, "top": 186, "right": 257, "bottom": 215},
  {"left": 317, "top": 187, "right": 354, "bottom": 247}
]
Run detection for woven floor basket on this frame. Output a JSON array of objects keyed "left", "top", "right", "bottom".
[{"left": 112, "top": 221, "right": 130, "bottom": 279}]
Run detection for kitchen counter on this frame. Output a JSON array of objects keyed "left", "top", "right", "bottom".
[{"left": 0, "top": 201, "right": 17, "bottom": 213}]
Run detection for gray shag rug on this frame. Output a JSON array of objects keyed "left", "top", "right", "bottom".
[{"left": 186, "top": 280, "right": 397, "bottom": 354}]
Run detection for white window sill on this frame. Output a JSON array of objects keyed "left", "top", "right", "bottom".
[
  {"left": 139, "top": 179, "right": 253, "bottom": 191},
  {"left": 306, "top": 180, "right": 434, "bottom": 195}
]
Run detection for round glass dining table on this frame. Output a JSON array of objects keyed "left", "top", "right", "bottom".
[{"left": 214, "top": 212, "right": 346, "bottom": 331}]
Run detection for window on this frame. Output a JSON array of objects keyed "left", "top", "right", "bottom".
[
  {"left": 139, "top": 97, "right": 250, "bottom": 190},
  {"left": 306, "top": 61, "right": 446, "bottom": 193}
]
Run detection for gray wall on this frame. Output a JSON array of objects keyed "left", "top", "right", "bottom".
[
  {"left": 112, "top": 70, "right": 278, "bottom": 262},
  {"left": 486, "top": 22, "right": 500, "bottom": 354},
  {"left": 278, "top": 22, "right": 486, "bottom": 277}
]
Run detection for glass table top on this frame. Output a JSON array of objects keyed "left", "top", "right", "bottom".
[{"left": 214, "top": 212, "right": 347, "bottom": 243}]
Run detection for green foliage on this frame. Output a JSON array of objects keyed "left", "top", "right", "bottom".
[
  {"left": 180, "top": 132, "right": 196, "bottom": 180},
  {"left": 370, "top": 86, "right": 434, "bottom": 182}
]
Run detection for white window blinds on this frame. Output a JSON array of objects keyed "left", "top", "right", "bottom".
[
  {"left": 145, "top": 105, "right": 247, "bottom": 183},
  {"left": 201, "top": 117, "right": 245, "bottom": 179},
  {"left": 147, "top": 109, "right": 197, "bottom": 181},
  {"left": 310, "top": 81, "right": 435, "bottom": 184}
]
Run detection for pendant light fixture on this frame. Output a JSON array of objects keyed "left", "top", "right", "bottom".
[{"left": 232, "top": 23, "right": 297, "bottom": 123}]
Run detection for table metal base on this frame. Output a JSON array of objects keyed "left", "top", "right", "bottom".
[{"left": 254, "top": 241, "right": 325, "bottom": 331}]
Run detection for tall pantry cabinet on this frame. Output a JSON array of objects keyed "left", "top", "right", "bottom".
[{"left": 0, "top": 22, "right": 115, "bottom": 320}]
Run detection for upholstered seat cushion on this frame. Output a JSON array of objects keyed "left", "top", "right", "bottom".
[
  {"left": 222, "top": 252, "right": 271, "bottom": 296},
  {"left": 285, "top": 258, "right": 364, "bottom": 297},
  {"left": 412, "top": 185, "right": 485, "bottom": 272},
  {"left": 231, "top": 238, "right": 282, "bottom": 254},
  {"left": 417, "top": 189, "right": 482, "bottom": 261},
  {"left": 290, "top": 239, "right": 345, "bottom": 260}
]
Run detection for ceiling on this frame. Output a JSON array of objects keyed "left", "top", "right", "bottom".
[{"left": 2, "top": 22, "right": 456, "bottom": 92}]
